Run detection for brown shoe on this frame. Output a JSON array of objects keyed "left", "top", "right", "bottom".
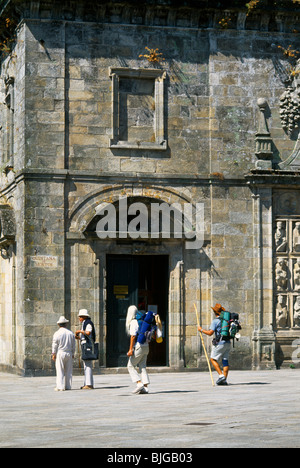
[{"left": 81, "top": 385, "right": 94, "bottom": 390}]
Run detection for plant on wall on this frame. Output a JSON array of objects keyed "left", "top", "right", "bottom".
[
  {"left": 277, "top": 44, "right": 300, "bottom": 82},
  {"left": 139, "top": 47, "right": 165, "bottom": 64},
  {"left": 218, "top": 17, "right": 232, "bottom": 29},
  {"left": 245, "top": 0, "right": 260, "bottom": 15},
  {"left": 278, "top": 45, "right": 300, "bottom": 60},
  {"left": 0, "top": 16, "right": 17, "bottom": 55},
  {"left": 290, "top": 67, "right": 300, "bottom": 78}
]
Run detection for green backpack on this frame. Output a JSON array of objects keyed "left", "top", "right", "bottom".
[{"left": 220, "top": 311, "right": 241, "bottom": 341}]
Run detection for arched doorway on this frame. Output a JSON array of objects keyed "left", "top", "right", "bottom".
[{"left": 69, "top": 186, "right": 196, "bottom": 370}]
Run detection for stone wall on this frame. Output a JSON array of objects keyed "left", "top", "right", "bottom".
[
  {"left": 0, "top": 0, "right": 299, "bottom": 374},
  {"left": 20, "top": 15, "right": 300, "bottom": 176}
]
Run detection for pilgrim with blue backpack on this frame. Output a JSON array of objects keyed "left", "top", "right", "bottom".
[{"left": 126, "top": 304, "right": 163, "bottom": 394}]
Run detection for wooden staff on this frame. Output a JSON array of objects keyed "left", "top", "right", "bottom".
[{"left": 194, "top": 303, "right": 215, "bottom": 387}]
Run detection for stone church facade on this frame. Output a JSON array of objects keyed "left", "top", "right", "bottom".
[{"left": 0, "top": 0, "right": 299, "bottom": 375}]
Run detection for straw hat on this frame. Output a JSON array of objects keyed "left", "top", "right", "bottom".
[
  {"left": 211, "top": 303, "right": 225, "bottom": 315},
  {"left": 57, "top": 316, "right": 69, "bottom": 325},
  {"left": 78, "top": 309, "right": 90, "bottom": 318}
]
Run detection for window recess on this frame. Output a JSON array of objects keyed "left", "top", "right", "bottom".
[{"left": 109, "top": 68, "right": 167, "bottom": 151}]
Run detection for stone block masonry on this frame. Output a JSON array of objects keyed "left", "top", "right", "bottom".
[{"left": 0, "top": 0, "right": 299, "bottom": 374}]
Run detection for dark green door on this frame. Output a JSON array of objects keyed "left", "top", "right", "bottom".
[
  {"left": 106, "top": 257, "right": 138, "bottom": 367},
  {"left": 106, "top": 255, "right": 169, "bottom": 367}
]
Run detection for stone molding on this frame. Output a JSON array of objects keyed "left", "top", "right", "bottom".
[
  {"left": 1, "top": 0, "right": 300, "bottom": 34},
  {"left": 68, "top": 183, "right": 194, "bottom": 234}
]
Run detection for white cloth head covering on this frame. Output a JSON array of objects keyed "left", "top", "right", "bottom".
[{"left": 125, "top": 305, "right": 138, "bottom": 336}]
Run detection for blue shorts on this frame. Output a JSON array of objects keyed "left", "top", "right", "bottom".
[{"left": 211, "top": 341, "right": 230, "bottom": 362}]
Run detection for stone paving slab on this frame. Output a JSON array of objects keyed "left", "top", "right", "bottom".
[{"left": 0, "top": 369, "right": 299, "bottom": 449}]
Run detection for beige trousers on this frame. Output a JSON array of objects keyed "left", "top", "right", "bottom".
[
  {"left": 127, "top": 343, "right": 150, "bottom": 385},
  {"left": 56, "top": 351, "right": 73, "bottom": 390}
]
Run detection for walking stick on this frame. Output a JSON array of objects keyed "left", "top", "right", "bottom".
[{"left": 194, "top": 304, "right": 215, "bottom": 387}]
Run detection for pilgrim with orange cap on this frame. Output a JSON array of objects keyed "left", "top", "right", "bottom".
[{"left": 198, "top": 303, "right": 231, "bottom": 386}]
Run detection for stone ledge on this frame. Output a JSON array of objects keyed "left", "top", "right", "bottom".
[{"left": 1, "top": 0, "right": 299, "bottom": 34}]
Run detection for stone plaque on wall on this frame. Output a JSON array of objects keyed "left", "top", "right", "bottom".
[{"left": 30, "top": 256, "right": 58, "bottom": 268}]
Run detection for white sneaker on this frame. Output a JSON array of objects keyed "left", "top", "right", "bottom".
[
  {"left": 132, "top": 383, "right": 145, "bottom": 394},
  {"left": 216, "top": 376, "right": 227, "bottom": 386},
  {"left": 140, "top": 387, "right": 149, "bottom": 394}
]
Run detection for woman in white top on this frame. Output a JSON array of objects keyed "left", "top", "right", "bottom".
[
  {"left": 126, "top": 305, "right": 150, "bottom": 394},
  {"left": 75, "top": 309, "right": 95, "bottom": 389}
]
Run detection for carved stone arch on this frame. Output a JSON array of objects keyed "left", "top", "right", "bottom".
[{"left": 68, "top": 184, "right": 194, "bottom": 235}]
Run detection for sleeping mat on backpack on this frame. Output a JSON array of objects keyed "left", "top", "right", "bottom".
[{"left": 137, "top": 311, "right": 155, "bottom": 344}]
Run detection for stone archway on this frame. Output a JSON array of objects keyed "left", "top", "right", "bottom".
[
  {"left": 67, "top": 184, "right": 194, "bottom": 369},
  {"left": 68, "top": 184, "right": 195, "bottom": 235}
]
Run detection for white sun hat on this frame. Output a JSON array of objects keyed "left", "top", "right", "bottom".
[
  {"left": 78, "top": 309, "right": 90, "bottom": 318},
  {"left": 57, "top": 316, "right": 69, "bottom": 325}
]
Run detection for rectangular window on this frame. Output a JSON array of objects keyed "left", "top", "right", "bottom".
[{"left": 109, "top": 68, "right": 167, "bottom": 150}]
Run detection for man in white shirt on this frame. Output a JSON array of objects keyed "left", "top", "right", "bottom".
[{"left": 52, "top": 316, "right": 75, "bottom": 391}]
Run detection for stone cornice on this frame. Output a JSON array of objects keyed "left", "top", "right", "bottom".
[
  {"left": 1, "top": 0, "right": 300, "bottom": 33},
  {"left": 245, "top": 169, "right": 300, "bottom": 187},
  {"left": 0, "top": 168, "right": 249, "bottom": 198}
]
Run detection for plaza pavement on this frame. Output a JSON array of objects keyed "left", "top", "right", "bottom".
[{"left": 0, "top": 369, "right": 299, "bottom": 449}]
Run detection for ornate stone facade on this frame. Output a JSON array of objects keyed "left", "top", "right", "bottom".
[{"left": 0, "top": 0, "right": 299, "bottom": 375}]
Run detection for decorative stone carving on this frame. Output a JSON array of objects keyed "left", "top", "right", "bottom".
[
  {"left": 276, "top": 295, "right": 288, "bottom": 328},
  {"left": 262, "top": 344, "right": 273, "bottom": 361},
  {"left": 279, "top": 60, "right": 300, "bottom": 136},
  {"left": 0, "top": 205, "right": 16, "bottom": 247},
  {"left": 275, "top": 258, "right": 288, "bottom": 291},
  {"left": 274, "top": 191, "right": 300, "bottom": 216},
  {"left": 293, "top": 222, "right": 300, "bottom": 252},
  {"left": 273, "top": 214, "right": 300, "bottom": 332},
  {"left": 255, "top": 98, "right": 273, "bottom": 169},
  {"left": 294, "top": 295, "right": 300, "bottom": 327},
  {"left": 279, "top": 59, "right": 300, "bottom": 170},
  {"left": 294, "top": 259, "right": 300, "bottom": 290},
  {"left": 280, "top": 86, "right": 300, "bottom": 135},
  {"left": 275, "top": 221, "right": 287, "bottom": 252}
]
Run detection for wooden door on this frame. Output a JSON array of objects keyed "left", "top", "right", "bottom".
[
  {"left": 106, "top": 256, "right": 138, "bottom": 367},
  {"left": 106, "top": 255, "right": 169, "bottom": 367}
]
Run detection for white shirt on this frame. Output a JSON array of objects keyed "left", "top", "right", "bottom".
[{"left": 52, "top": 327, "right": 75, "bottom": 355}]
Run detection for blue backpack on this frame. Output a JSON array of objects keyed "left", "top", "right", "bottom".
[
  {"left": 136, "top": 310, "right": 146, "bottom": 331},
  {"left": 137, "top": 311, "right": 157, "bottom": 344}
]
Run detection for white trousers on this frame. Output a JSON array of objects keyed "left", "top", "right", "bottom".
[
  {"left": 127, "top": 343, "right": 150, "bottom": 386},
  {"left": 83, "top": 360, "right": 94, "bottom": 387},
  {"left": 56, "top": 351, "right": 73, "bottom": 390}
]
